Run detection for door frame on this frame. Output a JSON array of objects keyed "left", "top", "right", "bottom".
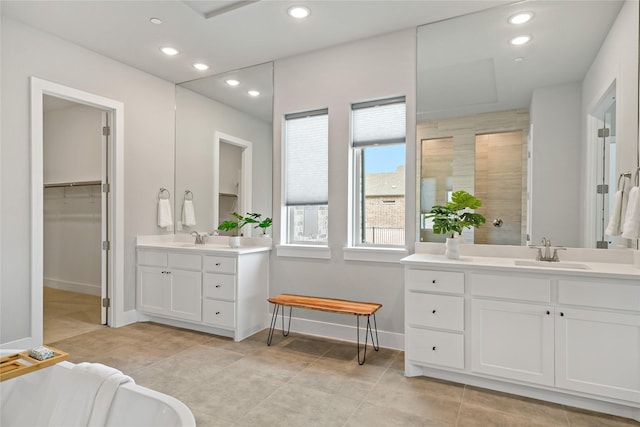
[
  {"left": 212, "top": 131, "right": 253, "bottom": 234},
  {"left": 31, "top": 77, "right": 125, "bottom": 343}
]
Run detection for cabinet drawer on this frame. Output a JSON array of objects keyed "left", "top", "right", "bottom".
[
  {"left": 406, "top": 269, "right": 464, "bottom": 294},
  {"left": 406, "top": 293, "right": 464, "bottom": 331},
  {"left": 168, "top": 252, "right": 201, "bottom": 271},
  {"left": 203, "top": 256, "right": 236, "bottom": 274},
  {"left": 406, "top": 327, "right": 464, "bottom": 369},
  {"left": 471, "top": 273, "right": 550, "bottom": 302},
  {"left": 203, "top": 299, "right": 235, "bottom": 328},
  {"left": 558, "top": 280, "right": 640, "bottom": 312},
  {"left": 203, "top": 273, "right": 236, "bottom": 301},
  {"left": 137, "top": 250, "right": 167, "bottom": 267}
]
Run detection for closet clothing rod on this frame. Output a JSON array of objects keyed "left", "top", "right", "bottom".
[{"left": 44, "top": 180, "right": 102, "bottom": 188}]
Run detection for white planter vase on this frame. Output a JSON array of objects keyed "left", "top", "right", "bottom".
[
  {"left": 229, "top": 236, "right": 240, "bottom": 248},
  {"left": 445, "top": 237, "right": 460, "bottom": 259}
]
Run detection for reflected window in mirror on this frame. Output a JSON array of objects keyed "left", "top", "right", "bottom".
[
  {"left": 351, "top": 97, "right": 406, "bottom": 247},
  {"left": 284, "top": 109, "right": 329, "bottom": 244}
]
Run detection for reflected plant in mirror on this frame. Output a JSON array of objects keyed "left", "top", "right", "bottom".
[
  {"left": 426, "top": 190, "right": 486, "bottom": 239},
  {"left": 416, "top": 0, "right": 639, "bottom": 249}
]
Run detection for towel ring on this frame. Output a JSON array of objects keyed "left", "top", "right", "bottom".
[
  {"left": 184, "top": 190, "right": 193, "bottom": 201},
  {"left": 618, "top": 172, "right": 632, "bottom": 191},
  {"left": 158, "top": 188, "right": 170, "bottom": 200}
]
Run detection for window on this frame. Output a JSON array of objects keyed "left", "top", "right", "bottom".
[
  {"left": 351, "top": 97, "right": 406, "bottom": 247},
  {"left": 284, "top": 109, "right": 329, "bottom": 244}
]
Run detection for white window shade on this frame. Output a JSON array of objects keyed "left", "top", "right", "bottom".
[
  {"left": 352, "top": 97, "right": 406, "bottom": 147},
  {"left": 285, "top": 111, "right": 328, "bottom": 206}
]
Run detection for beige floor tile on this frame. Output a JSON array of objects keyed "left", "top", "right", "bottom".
[
  {"left": 565, "top": 407, "right": 640, "bottom": 426},
  {"left": 345, "top": 402, "right": 453, "bottom": 427},
  {"left": 462, "top": 386, "right": 568, "bottom": 426},
  {"left": 457, "top": 404, "right": 562, "bottom": 427}
]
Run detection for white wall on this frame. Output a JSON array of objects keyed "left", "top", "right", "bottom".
[
  {"left": 1, "top": 17, "right": 175, "bottom": 344},
  {"left": 581, "top": 0, "right": 639, "bottom": 248},
  {"left": 529, "top": 83, "right": 582, "bottom": 247},
  {"left": 271, "top": 29, "right": 416, "bottom": 348},
  {"left": 174, "top": 87, "right": 272, "bottom": 234}
]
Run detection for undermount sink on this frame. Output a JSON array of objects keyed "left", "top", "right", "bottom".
[
  {"left": 514, "top": 259, "right": 590, "bottom": 270},
  {"left": 167, "top": 242, "right": 197, "bottom": 248}
]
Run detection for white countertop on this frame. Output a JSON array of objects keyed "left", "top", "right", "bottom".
[
  {"left": 401, "top": 252, "right": 640, "bottom": 281},
  {"left": 136, "top": 235, "right": 272, "bottom": 255}
]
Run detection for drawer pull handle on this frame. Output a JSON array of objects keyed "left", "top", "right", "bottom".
[
  {"left": 560, "top": 312, "right": 565, "bottom": 317},
  {"left": 546, "top": 310, "right": 550, "bottom": 315},
  {"left": 432, "top": 346, "right": 437, "bottom": 351},
  {"left": 216, "top": 311, "right": 221, "bottom": 315},
  {"left": 216, "top": 284, "right": 221, "bottom": 288},
  {"left": 215, "top": 262, "right": 221, "bottom": 266},
  {"left": 432, "top": 280, "right": 436, "bottom": 284},
  {"left": 432, "top": 309, "right": 436, "bottom": 314}
]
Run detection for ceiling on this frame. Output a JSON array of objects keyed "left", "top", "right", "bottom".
[{"left": 1, "top": 0, "right": 511, "bottom": 84}]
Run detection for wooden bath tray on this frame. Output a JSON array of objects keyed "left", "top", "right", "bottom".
[{"left": 0, "top": 346, "right": 68, "bottom": 382}]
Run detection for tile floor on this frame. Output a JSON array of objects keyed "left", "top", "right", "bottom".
[{"left": 45, "top": 291, "right": 639, "bottom": 427}]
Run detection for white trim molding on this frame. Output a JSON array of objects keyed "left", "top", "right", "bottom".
[
  {"left": 343, "top": 246, "right": 408, "bottom": 263},
  {"left": 276, "top": 244, "right": 331, "bottom": 259}
]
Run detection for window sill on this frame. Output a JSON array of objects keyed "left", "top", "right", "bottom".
[
  {"left": 343, "top": 246, "right": 409, "bottom": 263},
  {"left": 276, "top": 244, "right": 331, "bottom": 259}
]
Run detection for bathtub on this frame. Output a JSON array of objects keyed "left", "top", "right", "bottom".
[{"left": 1, "top": 357, "right": 195, "bottom": 427}]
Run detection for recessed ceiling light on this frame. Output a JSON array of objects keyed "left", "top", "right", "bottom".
[
  {"left": 149, "top": 17, "right": 162, "bottom": 25},
  {"left": 248, "top": 90, "right": 261, "bottom": 97},
  {"left": 287, "top": 6, "right": 310, "bottom": 19},
  {"left": 225, "top": 79, "right": 240, "bottom": 86},
  {"left": 160, "top": 46, "right": 179, "bottom": 56},
  {"left": 509, "top": 35, "right": 531, "bottom": 46},
  {"left": 193, "top": 63, "right": 210, "bottom": 71},
  {"left": 508, "top": 12, "right": 533, "bottom": 25}
]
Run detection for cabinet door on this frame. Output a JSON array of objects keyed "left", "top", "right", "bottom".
[
  {"left": 137, "top": 266, "right": 168, "bottom": 315},
  {"left": 555, "top": 308, "right": 640, "bottom": 402},
  {"left": 167, "top": 269, "right": 202, "bottom": 322},
  {"left": 471, "top": 299, "right": 554, "bottom": 386}
]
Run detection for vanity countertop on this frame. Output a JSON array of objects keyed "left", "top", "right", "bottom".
[
  {"left": 401, "top": 253, "right": 640, "bottom": 281},
  {"left": 136, "top": 235, "right": 272, "bottom": 255}
]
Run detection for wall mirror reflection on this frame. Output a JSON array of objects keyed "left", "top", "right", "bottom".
[
  {"left": 175, "top": 62, "right": 273, "bottom": 236},
  {"left": 417, "top": 0, "right": 638, "bottom": 249}
]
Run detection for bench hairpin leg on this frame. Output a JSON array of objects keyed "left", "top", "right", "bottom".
[
  {"left": 281, "top": 305, "right": 292, "bottom": 337},
  {"left": 369, "top": 313, "right": 380, "bottom": 351},
  {"left": 357, "top": 315, "right": 370, "bottom": 365},
  {"left": 267, "top": 304, "right": 280, "bottom": 346}
]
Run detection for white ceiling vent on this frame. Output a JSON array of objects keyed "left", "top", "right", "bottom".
[{"left": 182, "top": 0, "right": 260, "bottom": 19}]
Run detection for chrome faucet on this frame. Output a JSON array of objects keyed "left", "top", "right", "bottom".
[
  {"left": 191, "top": 231, "right": 206, "bottom": 245},
  {"left": 530, "top": 237, "right": 566, "bottom": 262}
]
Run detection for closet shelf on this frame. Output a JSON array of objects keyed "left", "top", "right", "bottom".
[{"left": 44, "top": 180, "right": 102, "bottom": 188}]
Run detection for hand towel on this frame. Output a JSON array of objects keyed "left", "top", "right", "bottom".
[
  {"left": 182, "top": 199, "right": 196, "bottom": 227},
  {"left": 157, "top": 198, "right": 173, "bottom": 229},
  {"left": 48, "top": 362, "right": 134, "bottom": 427},
  {"left": 621, "top": 187, "right": 640, "bottom": 239},
  {"left": 605, "top": 189, "right": 624, "bottom": 236}
]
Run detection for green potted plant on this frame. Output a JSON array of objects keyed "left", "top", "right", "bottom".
[
  {"left": 255, "top": 216, "right": 272, "bottom": 237},
  {"left": 218, "top": 212, "right": 259, "bottom": 248},
  {"left": 425, "top": 190, "right": 486, "bottom": 259}
]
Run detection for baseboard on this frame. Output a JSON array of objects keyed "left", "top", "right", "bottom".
[
  {"left": 44, "top": 278, "right": 100, "bottom": 296},
  {"left": 272, "top": 314, "right": 404, "bottom": 351}
]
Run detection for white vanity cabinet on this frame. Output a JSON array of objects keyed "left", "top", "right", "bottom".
[
  {"left": 555, "top": 279, "right": 640, "bottom": 402},
  {"left": 137, "top": 250, "right": 202, "bottom": 322},
  {"left": 136, "top": 246, "right": 270, "bottom": 342},
  {"left": 402, "top": 253, "right": 640, "bottom": 422},
  {"left": 470, "top": 273, "right": 554, "bottom": 386},
  {"left": 405, "top": 269, "right": 465, "bottom": 369}
]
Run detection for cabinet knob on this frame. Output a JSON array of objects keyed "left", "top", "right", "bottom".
[
  {"left": 432, "top": 346, "right": 437, "bottom": 351},
  {"left": 215, "top": 262, "right": 221, "bottom": 266},
  {"left": 432, "top": 280, "right": 436, "bottom": 284},
  {"left": 216, "top": 284, "right": 221, "bottom": 288},
  {"left": 432, "top": 309, "right": 436, "bottom": 314},
  {"left": 546, "top": 310, "right": 550, "bottom": 315},
  {"left": 560, "top": 312, "right": 564, "bottom": 317},
  {"left": 215, "top": 311, "right": 221, "bottom": 315}
]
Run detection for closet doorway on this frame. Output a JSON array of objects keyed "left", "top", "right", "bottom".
[{"left": 42, "top": 95, "right": 109, "bottom": 343}]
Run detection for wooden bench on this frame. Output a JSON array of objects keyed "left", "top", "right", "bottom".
[{"left": 267, "top": 294, "right": 382, "bottom": 365}]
